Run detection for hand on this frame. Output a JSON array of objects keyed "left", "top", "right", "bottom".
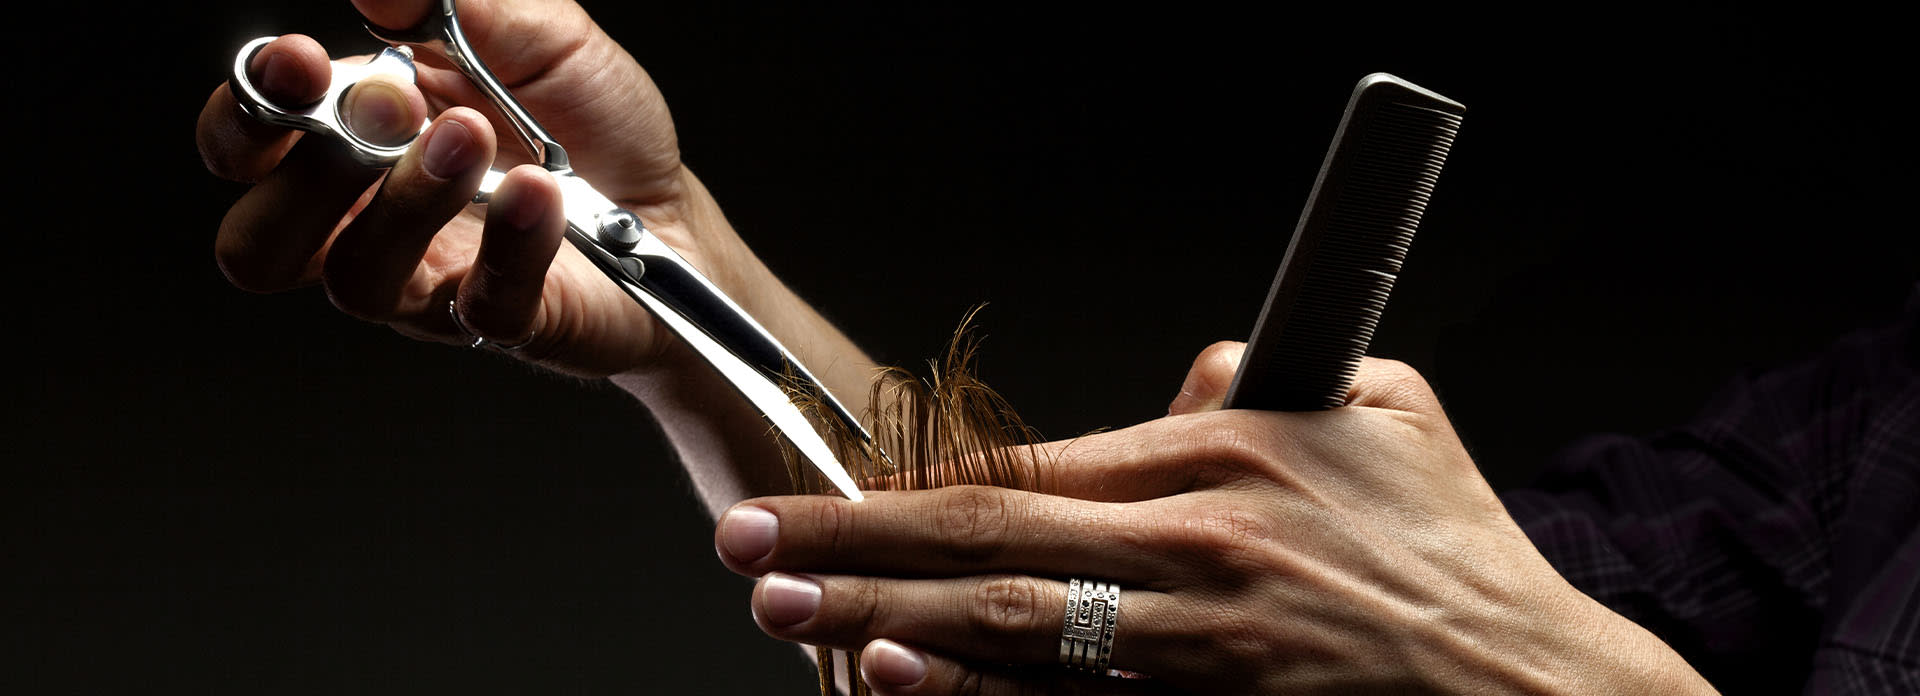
[
  {"left": 197, "top": 0, "right": 747, "bottom": 377},
  {"left": 713, "top": 343, "right": 1716, "bottom": 694}
]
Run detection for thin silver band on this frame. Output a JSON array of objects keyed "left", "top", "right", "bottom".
[
  {"left": 1059, "top": 578, "right": 1119, "bottom": 673},
  {"left": 447, "top": 300, "right": 535, "bottom": 352}
]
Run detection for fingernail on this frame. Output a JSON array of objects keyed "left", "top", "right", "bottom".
[
  {"left": 1167, "top": 388, "right": 1197, "bottom": 417},
  {"left": 759, "top": 573, "right": 821, "bottom": 627},
  {"left": 862, "top": 640, "right": 929, "bottom": 689},
  {"left": 344, "top": 80, "right": 415, "bottom": 147},
  {"left": 717, "top": 505, "right": 778, "bottom": 564},
  {"left": 421, "top": 119, "right": 478, "bottom": 180}
]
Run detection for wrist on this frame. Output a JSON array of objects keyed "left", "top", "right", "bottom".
[
  {"left": 1417, "top": 570, "right": 1716, "bottom": 695},
  {"left": 1552, "top": 591, "right": 1719, "bottom": 695},
  {"left": 632, "top": 166, "right": 879, "bottom": 412},
  {"left": 611, "top": 338, "right": 798, "bottom": 511}
]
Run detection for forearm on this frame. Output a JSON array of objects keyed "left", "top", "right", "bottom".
[{"left": 611, "top": 170, "right": 879, "bottom": 518}]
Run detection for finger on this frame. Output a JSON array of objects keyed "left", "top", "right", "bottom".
[
  {"left": 361, "top": 0, "right": 682, "bottom": 200},
  {"left": 356, "top": 0, "right": 596, "bottom": 108},
  {"left": 211, "top": 41, "right": 436, "bottom": 294},
  {"left": 453, "top": 164, "right": 567, "bottom": 347},
  {"left": 857, "top": 417, "right": 1228, "bottom": 504},
  {"left": 1342, "top": 356, "right": 1441, "bottom": 414},
  {"left": 197, "top": 34, "right": 331, "bottom": 183},
  {"left": 859, "top": 640, "right": 1170, "bottom": 696},
  {"left": 977, "top": 411, "right": 1292, "bottom": 501},
  {"left": 753, "top": 573, "right": 1181, "bottom": 679},
  {"left": 351, "top": 0, "right": 435, "bottom": 31},
  {"left": 215, "top": 139, "right": 384, "bottom": 294},
  {"left": 351, "top": 0, "right": 561, "bottom": 172},
  {"left": 321, "top": 107, "right": 496, "bottom": 323},
  {"left": 1166, "top": 341, "right": 1244, "bottom": 416},
  {"left": 715, "top": 488, "right": 1165, "bottom": 581}
]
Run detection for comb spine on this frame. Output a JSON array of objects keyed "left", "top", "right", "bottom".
[{"left": 1222, "top": 74, "right": 1464, "bottom": 411}]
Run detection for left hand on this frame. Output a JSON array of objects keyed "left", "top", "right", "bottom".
[{"left": 714, "top": 343, "right": 1715, "bottom": 694}]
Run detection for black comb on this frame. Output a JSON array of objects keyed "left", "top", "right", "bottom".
[{"left": 1223, "top": 73, "right": 1464, "bottom": 411}]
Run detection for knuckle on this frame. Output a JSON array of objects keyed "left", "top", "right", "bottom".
[
  {"left": 1150, "top": 506, "right": 1273, "bottom": 582},
  {"left": 214, "top": 224, "right": 291, "bottom": 294},
  {"left": 844, "top": 576, "right": 888, "bottom": 635},
  {"left": 214, "top": 247, "right": 270, "bottom": 294},
  {"left": 319, "top": 254, "right": 401, "bottom": 323},
  {"left": 197, "top": 87, "right": 255, "bottom": 183},
  {"left": 320, "top": 276, "right": 389, "bottom": 322},
  {"left": 1367, "top": 356, "right": 1418, "bottom": 379},
  {"left": 1171, "top": 508, "right": 1269, "bottom": 554},
  {"left": 1210, "top": 607, "right": 1279, "bottom": 667},
  {"left": 815, "top": 499, "right": 855, "bottom": 559},
  {"left": 1184, "top": 417, "right": 1281, "bottom": 479},
  {"left": 934, "top": 487, "right": 1013, "bottom": 563},
  {"left": 969, "top": 575, "right": 1047, "bottom": 639},
  {"left": 954, "top": 670, "right": 987, "bottom": 696},
  {"left": 1353, "top": 357, "right": 1441, "bottom": 413},
  {"left": 1197, "top": 508, "right": 1272, "bottom": 548},
  {"left": 1195, "top": 340, "right": 1244, "bottom": 381},
  {"left": 201, "top": 148, "right": 245, "bottom": 183}
]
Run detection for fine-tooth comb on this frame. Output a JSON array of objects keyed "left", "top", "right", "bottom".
[{"left": 1223, "top": 73, "right": 1464, "bottom": 411}]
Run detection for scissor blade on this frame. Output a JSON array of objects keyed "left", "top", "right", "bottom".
[{"left": 600, "top": 238, "right": 866, "bottom": 502}]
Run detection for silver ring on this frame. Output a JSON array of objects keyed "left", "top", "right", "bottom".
[
  {"left": 447, "top": 300, "right": 535, "bottom": 352},
  {"left": 1059, "top": 578, "right": 1119, "bottom": 673}
]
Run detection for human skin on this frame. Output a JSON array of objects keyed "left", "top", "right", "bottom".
[
  {"left": 201, "top": 2, "right": 1719, "bottom": 693},
  {"left": 714, "top": 345, "right": 1722, "bottom": 694},
  {"left": 196, "top": 0, "right": 875, "bottom": 511}
]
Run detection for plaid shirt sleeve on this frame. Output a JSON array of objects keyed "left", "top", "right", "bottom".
[{"left": 1499, "top": 285, "right": 1920, "bottom": 694}]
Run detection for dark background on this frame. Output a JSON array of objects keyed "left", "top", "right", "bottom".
[{"left": 12, "top": 2, "right": 1916, "bottom": 694}]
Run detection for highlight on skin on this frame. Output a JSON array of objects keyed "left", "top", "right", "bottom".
[{"left": 776, "top": 308, "right": 1054, "bottom": 695}]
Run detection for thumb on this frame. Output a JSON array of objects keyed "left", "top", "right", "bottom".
[
  {"left": 352, "top": 0, "right": 589, "bottom": 86},
  {"left": 351, "top": 0, "right": 436, "bottom": 33},
  {"left": 1343, "top": 357, "right": 1444, "bottom": 415},
  {"left": 1167, "top": 341, "right": 1245, "bottom": 416},
  {"left": 352, "top": 0, "right": 681, "bottom": 203}
]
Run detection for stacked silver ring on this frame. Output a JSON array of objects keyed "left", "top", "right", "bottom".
[
  {"left": 448, "top": 300, "right": 535, "bottom": 352},
  {"left": 1059, "top": 578, "right": 1119, "bottom": 673}
]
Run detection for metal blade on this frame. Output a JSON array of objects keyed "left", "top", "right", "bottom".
[
  {"left": 601, "top": 237, "right": 867, "bottom": 502},
  {"left": 479, "top": 173, "right": 871, "bottom": 501}
]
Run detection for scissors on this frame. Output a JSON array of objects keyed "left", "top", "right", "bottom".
[{"left": 229, "top": 0, "right": 874, "bottom": 501}]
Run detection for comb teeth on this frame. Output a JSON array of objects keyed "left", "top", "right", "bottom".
[{"left": 1225, "top": 76, "right": 1464, "bottom": 411}]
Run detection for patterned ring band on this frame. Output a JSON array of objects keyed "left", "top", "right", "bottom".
[
  {"left": 447, "top": 300, "right": 535, "bottom": 352},
  {"left": 1059, "top": 578, "right": 1119, "bottom": 673}
]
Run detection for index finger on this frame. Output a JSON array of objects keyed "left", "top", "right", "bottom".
[{"left": 857, "top": 417, "right": 1224, "bottom": 504}]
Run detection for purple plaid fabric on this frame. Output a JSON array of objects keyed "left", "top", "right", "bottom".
[{"left": 1500, "top": 285, "right": 1920, "bottom": 694}]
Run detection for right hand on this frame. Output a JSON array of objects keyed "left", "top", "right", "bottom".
[{"left": 197, "top": 0, "right": 753, "bottom": 377}]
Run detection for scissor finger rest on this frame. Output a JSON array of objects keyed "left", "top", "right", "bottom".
[
  {"left": 228, "top": 12, "right": 881, "bottom": 502},
  {"left": 231, "top": 36, "right": 429, "bottom": 167}
]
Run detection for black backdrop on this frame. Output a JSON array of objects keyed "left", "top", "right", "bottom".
[{"left": 13, "top": 3, "right": 1916, "bottom": 693}]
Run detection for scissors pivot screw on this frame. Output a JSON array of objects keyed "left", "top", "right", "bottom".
[
  {"left": 597, "top": 211, "right": 644, "bottom": 251},
  {"left": 227, "top": 0, "right": 876, "bottom": 501}
]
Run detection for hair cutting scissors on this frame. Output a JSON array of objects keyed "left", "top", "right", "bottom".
[{"left": 229, "top": 0, "right": 873, "bottom": 501}]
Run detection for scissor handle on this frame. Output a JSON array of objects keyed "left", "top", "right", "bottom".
[
  {"left": 363, "top": 0, "right": 570, "bottom": 171},
  {"left": 230, "top": 36, "right": 428, "bottom": 168},
  {"left": 226, "top": 17, "right": 881, "bottom": 501}
]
